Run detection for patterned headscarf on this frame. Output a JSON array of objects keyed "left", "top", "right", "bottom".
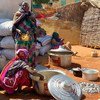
[
  {"left": 52, "top": 32, "right": 59, "bottom": 39},
  {"left": 52, "top": 32, "right": 61, "bottom": 42},
  {"left": 18, "top": 1, "right": 29, "bottom": 13},
  {"left": 16, "top": 49, "right": 29, "bottom": 57}
]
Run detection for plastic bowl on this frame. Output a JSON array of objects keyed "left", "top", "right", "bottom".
[{"left": 82, "top": 69, "right": 99, "bottom": 81}]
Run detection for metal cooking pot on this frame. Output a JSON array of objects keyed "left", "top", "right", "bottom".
[
  {"left": 31, "top": 69, "right": 66, "bottom": 95},
  {"left": 48, "top": 46, "right": 73, "bottom": 67},
  {"left": 48, "top": 53, "right": 72, "bottom": 67}
]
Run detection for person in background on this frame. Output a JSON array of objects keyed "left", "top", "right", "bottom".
[
  {"left": 35, "top": 26, "right": 46, "bottom": 38},
  {"left": 51, "top": 32, "right": 77, "bottom": 54},
  {"left": 51, "top": 32, "right": 64, "bottom": 49},
  {"left": 12, "top": 1, "right": 38, "bottom": 67},
  {"left": 0, "top": 49, "right": 44, "bottom": 94}
]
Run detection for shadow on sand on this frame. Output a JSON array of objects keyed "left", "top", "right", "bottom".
[{"left": 0, "top": 88, "right": 54, "bottom": 100}]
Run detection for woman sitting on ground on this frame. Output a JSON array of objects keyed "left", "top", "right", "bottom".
[{"left": 0, "top": 49, "right": 44, "bottom": 94}]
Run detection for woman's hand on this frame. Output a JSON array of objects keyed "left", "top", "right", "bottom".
[
  {"left": 16, "top": 29, "right": 22, "bottom": 35},
  {"left": 39, "top": 75, "right": 45, "bottom": 81}
]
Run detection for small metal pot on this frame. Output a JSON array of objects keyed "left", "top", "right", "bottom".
[{"left": 72, "top": 68, "right": 82, "bottom": 77}]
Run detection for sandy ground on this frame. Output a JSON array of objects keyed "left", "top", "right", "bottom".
[{"left": 0, "top": 45, "right": 100, "bottom": 100}]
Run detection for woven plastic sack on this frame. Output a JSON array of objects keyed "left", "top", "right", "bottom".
[
  {"left": 39, "top": 44, "right": 51, "bottom": 55},
  {"left": 0, "top": 21, "right": 13, "bottom": 36},
  {"left": 0, "top": 36, "right": 15, "bottom": 49},
  {"left": 1, "top": 49, "right": 15, "bottom": 60},
  {"left": 0, "top": 18, "right": 11, "bottom": 24},
  {"left": 37, "top": 35, "right": 52, "bottom": 46},
  {"left": 0, "top": 53, "right": 7, "bottom": 70}
]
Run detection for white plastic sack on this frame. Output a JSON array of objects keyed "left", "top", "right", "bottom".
[
  {"left": 0, "top": 18, "right": 11, "bottom": 24},
  {"left": 0, "top": 54, "right": 7, "bottom": 70},
  {"left": 38, "top": 35, "right": 52, "bottom": 46},
  {"left": 0, "top": 36, "right": 15, "bottom": 49},
  {"left": 0, "top": 0, "right": 31, "bottom": 19},
  {"left": 0, "top": 21, "right": 13, "bottom": 36},
  {"left": 36, "top": 43, "right": 41, "bottom": 49},
  {"left": 39, "top": 44, "right": 51, "bottom": 55},
  {"left": 1, "top": 49, "right": 15, "bottom": 60},
  {"left": 35, "top": 50, "right": 40, "bottom": 57}
]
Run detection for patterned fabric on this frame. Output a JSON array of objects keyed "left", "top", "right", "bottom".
[
  {"left": 0, "top": 53, "right": 31, "bottom": 94},
  {"left": 37, "top": 35, "right": 52, "bottom": 46},
  {"left": 6, "top": 60, "right": 29, "bottom": 77},
  {"left": 0, "top": 58, "right": 17, "bottom": 81},
  {"left": 16, "top": 49, "right": 29, "bottom": 57},
  {"left": 15, "top": 42, "right": 36, "bottom": 65},
  {"left": 16, "top": 19, "right": 35, "bottom": 34},
  {"left": 0, "top": 69, "right": 31, "bottom": 94},
  {"left": 13, "top": 12, "right": 37, "bottom": 66},
  {"left": 51, "top": 32, "right": 64, "bottom": 49}
]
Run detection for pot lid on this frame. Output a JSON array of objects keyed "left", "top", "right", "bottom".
[
  {"left": 49, "top": 46, "right": 73, "bottom": 54},
  {"left": 48, "top": 74, "right": 82, "bottom": 100}
]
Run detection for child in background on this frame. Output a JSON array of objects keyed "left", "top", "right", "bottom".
[
  {"left": 51, "top": 32, "right": 64, "bottom": 49},
  {"left": 51, "top": 32, "right": 77, "bottom": 54}
]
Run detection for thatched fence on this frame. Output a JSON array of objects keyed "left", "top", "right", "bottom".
[
  {"left": 56, "top": 2, "right": 86, "bottom": 27},
  {"left": 56, "top": 2, "right": 100, "bottom": 48},
  {"left": 81, "top": 7, "right": 100, "bottom": 48}
]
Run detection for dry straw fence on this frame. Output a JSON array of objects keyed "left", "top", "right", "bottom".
[
  {"left": 81, "top": 7, "right": 100, "bottom": 48},
  {"left": 57, "top": 2, "right": 100, "bottom": 48},
  {"left": 56, "top": 2, "right": 86, "bottom": 27}
]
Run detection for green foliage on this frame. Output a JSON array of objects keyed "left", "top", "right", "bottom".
[{"left": 33, "top": 0, "right": 50, "bottom": 4}]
